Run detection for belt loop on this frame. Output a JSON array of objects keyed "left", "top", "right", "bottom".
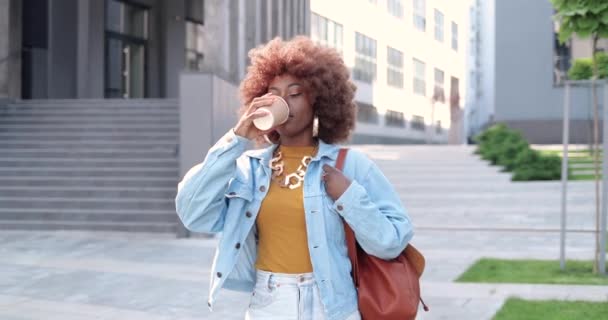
[{"left": 267, "top": 273, "right": 273, "bottom": 290}]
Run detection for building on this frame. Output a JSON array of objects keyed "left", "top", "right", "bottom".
[
  {"left": 466, "top": 0, "right": 606, "bottom": 144},
  {"left": 310, "top": 0, "right": 471, "bottom": 144},
  {"left": 0, "top": 0, "right": 309, "bottom": 100},
  {"left": 0, "top": 0, "right": 310, "bottom": 235}
]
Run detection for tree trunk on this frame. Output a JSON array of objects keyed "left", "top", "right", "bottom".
[{"left": 591, "top": 35, "right": 601, "bottom": 274}]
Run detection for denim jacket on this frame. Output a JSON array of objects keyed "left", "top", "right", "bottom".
[{"left": 175, "top": 129, "right": 414, "bottom": 320}]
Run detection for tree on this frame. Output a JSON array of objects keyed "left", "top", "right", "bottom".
[{"left": 551, "top": 0, "right": 608, "bottom": 274}]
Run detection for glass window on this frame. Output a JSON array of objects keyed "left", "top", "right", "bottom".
[
  {"left": 185, "top": 21, "right": 205, "bottom": 71},
  {"left": 434, "top": 9, "right": 444, "bottom": 42},
  {"left": 433, "top": 68, "right": 445, "bottom": 102},
  {"left": 450, "top": 76, "right": 460, "bottom": 107},
  {"left": 436, "top": 120, "right": 442, "bottom": 133},
  {"left": 411, "top": 115, "right": 425, "bottom": 131},
  {"left": 387, "top": 46, "right": 404, "bottom": 88},
  {"left": 354, "top": 32, "right": 377, "bottom": 83},
  {"left": 387, "top": 0, "right": 403, "bottom": 19},
  {"left": 311, "top": 13, "right": 343, "bottom": 53},
  {"left": 105, "top": 0, "right": 148, "bottom": 39},
  {"left": 413, "top": 0, "right": 426, "bottom": 31},
  {"left": 385, "top": 110, "right": 405, "bottom": 127},
  {"left": 451, "top": 21, "right": 458, "bottom": 51},
  {"left": 357, "top": 102, "right": 379, "bottom": 124},
  {"left": 413, "top": 58, "right": 426, "bottom": 96}
]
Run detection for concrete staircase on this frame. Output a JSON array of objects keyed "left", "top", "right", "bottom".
[{"left": 0, "top": 99, "right": 180, "bottom": 233}]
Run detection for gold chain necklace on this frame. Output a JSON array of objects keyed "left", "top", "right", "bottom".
[{"left": 269, "top": 144, "right": 319, "bottom": 189}]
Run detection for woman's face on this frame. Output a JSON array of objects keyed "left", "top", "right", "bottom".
[{"left": 267, "top": 74, "right": 314, "bottom": 139}]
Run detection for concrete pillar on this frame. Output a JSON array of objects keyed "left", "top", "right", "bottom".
[
  {"left": 285, "top": 0, "right": 292, "bottom": 38},
  {"left": 303, "top": 0, "right": 310, "bottom": 34},
  {"left": 162, "top": 0, "right": 186, "bottom": 98},
  {"left": 76, "top": 0, "right": 90, "bottom": 98},
  {"left": 0, "top": 0, "right": 22, "bottom": 100},
  {"left": 266, "top": 0, "right": 272, "bottom": 41},
  {"left": 228, "top": 0, "right": 239, "bottom": 81},
  {"left": 48, "top": 0, "right": 78, "bottom": 98},
  {"left": 255, "top": 0, "right": 262, "bottom": 45},
  {"left": 0, "top": 0, "right": 11, "bottom": 99},
  {"left": 88, "top": 0, "right": 104, "bottom": 98},
  {"left": 277, "top": 0, "right": 283, "bottom": 39}
]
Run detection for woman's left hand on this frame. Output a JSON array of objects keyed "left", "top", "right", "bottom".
[{"left": 322, "top": 164, "right": 351, "bottom": 201}]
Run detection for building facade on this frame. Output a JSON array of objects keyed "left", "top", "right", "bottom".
[
  {"left": 0, "top": 0, "right": 310, "bottom": 100},
  {"left": 466, "top": 0, "right": 606, "bottom": 144},
  {"left": 310, "top": 0, "right": 471, "bottom": 144}
]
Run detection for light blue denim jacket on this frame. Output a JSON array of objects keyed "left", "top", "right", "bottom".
[{"left": 175, "top": 129, "right": 414, "bottom": 320}]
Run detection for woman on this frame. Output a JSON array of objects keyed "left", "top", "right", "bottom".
[{"left": 175, "top": 36, "right": 414, "bottom": 320}]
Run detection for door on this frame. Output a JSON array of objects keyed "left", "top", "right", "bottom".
[{"left": 104, "top": 0, "right": 148, "bottom": 98}]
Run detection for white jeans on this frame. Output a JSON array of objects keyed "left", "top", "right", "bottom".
[{"left": 245, "top": 270, "right": 361, "bottom": 320}]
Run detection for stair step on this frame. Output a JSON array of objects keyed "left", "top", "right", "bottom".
[
  {"left": 0, "top": 147, "right": 177, "bottom": 158},
  {"left": 0, "top": 140, "right": 179, "bottom": 149},
  {"left": 0, "top": 118, "right": 178, "bottom": 125},
  {"left": 9, "top": 98, "right": 178, "bottom": 106},
  {"left": 0, "top": 196, "right": 175, "bottom": 210},
  {"left": 0, "top": 123, "right": 178, "bottom": 130},
  {"left": 0, "top": 132, "right": 178, "bottom": 140},
  {"left": 0, "top": 219, "right": 177, "bottom": 233},
  {"left": 0, "top": 186, "right": 176, "bottom": 198},
  {"left": 0, "top": 207, "right": 176, "bottom": 223},
  {"left": 0, "top": 176, "right": 177, "bottom": 188},
  {"left": 0, "top": 167, "right": 178, "bottom": 178},
  {"left": 0, "top": 110, "right": 178, "bottom": 116},
  {"left": 0, "top": 99, "right": 182, "bottom": 234},
  {"left": 0, "top": 157, "right": 178, "bottom": 168}
]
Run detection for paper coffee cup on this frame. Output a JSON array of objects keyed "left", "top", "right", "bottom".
[{"left": 253, "top": 96, "right": 290, "bottom": 131}]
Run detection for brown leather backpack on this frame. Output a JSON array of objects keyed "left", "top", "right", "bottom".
[{"left": 336, "top": 148, "right": 428, "bottom": 320}]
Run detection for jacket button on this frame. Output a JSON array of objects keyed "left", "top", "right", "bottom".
[
  {"left": 245, "top": 211, "right": 252, "bottom": 218},
  {"left": 259, "top": 185, "right": 266, "bottom": 192},
  {"left": 217, "top": 272, "right": 222, "bottom": 278},
  {"left": 226, "top": 136, "right": 233, "bottom": 143},
  {"left": 235, "top": 242, "right": 241, "bottom": 249},
  {"left": 337, "top": 205, "right": 344, "bottom": 211}
]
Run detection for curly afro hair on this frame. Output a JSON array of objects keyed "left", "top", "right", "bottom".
[{"left": 239, "top": 36, "right": 357, "bottom": 144}]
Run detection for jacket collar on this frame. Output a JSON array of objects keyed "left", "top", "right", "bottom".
[{"left": 244, "top": 139, "right": 340, "bottom": 166}]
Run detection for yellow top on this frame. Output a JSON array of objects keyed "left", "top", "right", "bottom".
[{"left": 255, "top": 145, "right": 316, "bottom": 273}]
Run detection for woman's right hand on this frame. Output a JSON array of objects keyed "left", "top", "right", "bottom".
[{"left": 234, "top": 93, "right": 276, "bottom": 140}]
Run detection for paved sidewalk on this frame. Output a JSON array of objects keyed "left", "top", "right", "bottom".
[{"left": 1, "top": 145, "right": 604, "bottom": 320}]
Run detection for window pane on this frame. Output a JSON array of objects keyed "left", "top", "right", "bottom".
[
  {"left": 434, "top": 9, "right": 444, "bottom": 42},
  {"left": 413, "top": 0, "right": 426, "bottom": 31},
  {"left": 105, "top": 0, "right": 148, "bottom": 39},
  {"left": 354, "top": 32, "right": 377, "bottom": 83},
  {"left": 452, "top": 21, "right": 459, "bottom": 50}
]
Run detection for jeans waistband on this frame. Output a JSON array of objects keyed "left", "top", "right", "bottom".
[{"left": 256, "top": 269, "right": 316, "bottom": 287}]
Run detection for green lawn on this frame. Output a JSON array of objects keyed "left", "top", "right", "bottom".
[
  {"left": 456, "top": 259, "right": 608, "bottom": 285},
  {"left": 537, "top": 149, "right": 600, "bottom": 181},
  {"left": 570, "top": 174, "right": 602, "bottom": 180},
  {"left": 493, "top": 298, "right": 608, "bottom": 320}
]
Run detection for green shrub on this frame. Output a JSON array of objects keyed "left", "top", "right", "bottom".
[
  {"left": 474, "top": 124, "right": 562, "bottom": 181},
  {"left": 568, "top": 58, "right": 593, "bottom": 80},
  {"left": 568, "top": 52, "right": 608, "bottom": 80},
  {"left": 596, "top": 52, "right": 608, "bottom": 79},
  {"left": 512, "top": 150, "right": 562, "bottom": 181}
]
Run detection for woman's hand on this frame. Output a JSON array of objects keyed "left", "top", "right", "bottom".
[
  {"left": 322, "top": 164, "right": 352, "bottom": 201},
  {"left": 234, "top": 93, "right": 276, "bottom": 140}
]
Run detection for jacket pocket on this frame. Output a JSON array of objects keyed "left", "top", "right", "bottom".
[{"left": 225, "top": 179, "right": 253, "bottom": 202}]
